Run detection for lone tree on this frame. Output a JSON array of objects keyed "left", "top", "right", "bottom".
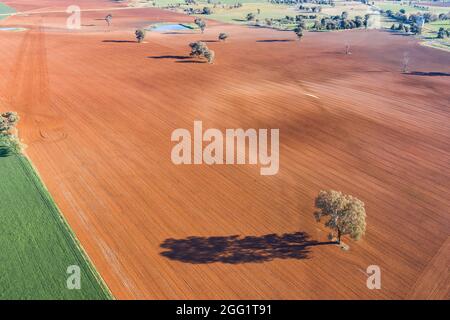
[
  {"left": 105, "top": 14, "right": 112, "bottom": 27},
  {"left": 194, "top": 18, "right": 206, "bottom": 33},
  {"left": 314, "top": 190, "right": 366, "bottom": 245},
  {"left": 294, "top": 25, "right": 304, "bottom": 41},
  {"left": 246, "top": 12, "right": 256, "bottom": 22},
  {"left": 218, "top": 32, "right": 228, "bottom": 41},
  {"left": 189, "top": 41, "right": 215, "bottom": 63},
  {"left": 135, "top": 29, "right": 146, "bottom": 43}
]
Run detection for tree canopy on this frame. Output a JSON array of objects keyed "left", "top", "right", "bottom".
[{"left": 314, "top": 190, "right": 366, "bottom": 244}]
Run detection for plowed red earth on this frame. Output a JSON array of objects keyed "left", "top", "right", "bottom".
[{"left": 0, "top": 0, "right": 449, "bottom": 299}]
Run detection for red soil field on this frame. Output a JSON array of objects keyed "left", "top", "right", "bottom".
[{"left": 0, "top": 0, "right": 449, "bottom": 299}]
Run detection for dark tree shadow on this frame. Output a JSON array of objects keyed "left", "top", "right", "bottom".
[
  {"left": 102, "top": 40, "right": 136, "bottom": 43},
  {"left": 148, "top": 55, "right": 191, "bottom": 60},
  {"left": 406, "top": 71, "right": 450, "bottom": 77},
  {"left": 160, "top": 232, "right": 332, "bottom": 264},
  {"left": 0, "top": 147, "right": 12, "bottom": 157},
  {"left": 162, "top": 32, "right": 192, "bottom": 34},
  {"left": 201, "top": 40, "right": 219, "bottom": 43},
  {"left": 175, "top": 60, "right": 207, "bottom": 64},
  {"left": 256, "top": 39, "right": 294, "bottom": 43}
]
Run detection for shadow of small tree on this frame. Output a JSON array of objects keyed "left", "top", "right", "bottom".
[
  {"left": 160, "top": 232, "right": 332, "bottom": 264},
  {"left": 0, "top": 146, "right": 14, "bottom": 157}
]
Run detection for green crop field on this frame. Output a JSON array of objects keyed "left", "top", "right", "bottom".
[
  {"left": 0, "top": 150, "right": 111, "bottom": 300},
  {"left": 0, "top": 3, "right": 14, "bottom": 20}
]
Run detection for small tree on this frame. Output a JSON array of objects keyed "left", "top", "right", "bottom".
[
  {"left": 202, "top": 7, "right": 212, "bottom": 15},
  {"left": 204, "top": 49, "right": 215, "bottom": 64},
  {"left": 194, "top": 18, "right": 206, "bottom": 33},
  {"left": 105, "top": 14, "right": 112, "bottom": 27},
  {"left": 218, "top": 32, "right": 228, "bottom": 41},
  {"left": 246, "top": 12, "right": 256, "bottom": 22},
  {"left": 0, "top": 112, "right": 19, "bottom": 135},
  {"left": 135, "top": 29, "right": 146, "bottom": 43},
  {"left": 189, "top": 41, "right": 214, "bottom": 63},
  {"left": 437, "top": 27, "right": 446, "bottom": 39},
  {"left": 314, "top": 190, "right": 366, "bottom": 245},
  {"left": 294, "top": 25, "right": 304, "bottom": 41}
]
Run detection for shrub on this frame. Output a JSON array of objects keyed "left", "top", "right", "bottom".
[
  {"left": 218, "top": 32, "right": 228, "bottom": 41},
  {"left": 194, "top": 18, "right": 206, "bottom": 33},
  {"left": 189, "top": 41, "right": 214, "bottom": 63},
  {"left": 135, "top": 29, "right": 146, "bottom": 43}
]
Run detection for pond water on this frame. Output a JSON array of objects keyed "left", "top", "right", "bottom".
[
  {"left": 0, "top": 27, "right": 26, "bottom": 31},
  {"left": 149, "top": 24, "right": 191, "bottom": 32}
]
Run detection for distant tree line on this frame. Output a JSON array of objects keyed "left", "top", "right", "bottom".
[
  {"left": 382, "top": 9, "right": 450, "bottom": 35},
  {"left": 312, "top": 12, "right": 370, "bottom": 31},
  {"left": 270, "top": 0, "right": 334, "bottom": 5}
]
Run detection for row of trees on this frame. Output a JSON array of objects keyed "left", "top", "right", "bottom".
[
  {"left": 0, "top": 112, "right": 21, "bottom": 154},
  {"left": 312, "top": 13, "right": 370, "bottom": 31},
  {"left": 270, "top": 0, "right": 334, "bottom": 5},
  {"left": 383, "top": 9, "right": 450, "bottom": 28},
  {"left": 298, "top": 5, "right": 322, "bottom": 13},
  {"left": 384, "top": 8, "right": 450, "bottom": 36}
]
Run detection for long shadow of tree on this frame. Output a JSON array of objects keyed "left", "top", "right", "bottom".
[{"left": 160, "top": 232, "right": 331, "bottom": 264}]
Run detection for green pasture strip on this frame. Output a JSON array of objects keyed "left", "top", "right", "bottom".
[{"left": 0, "top": 152, "right": 112, "bottom": 300}]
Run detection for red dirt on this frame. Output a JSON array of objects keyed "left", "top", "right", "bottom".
[{"left": 0, "top": 1, "right": 449, "bottom": 299}]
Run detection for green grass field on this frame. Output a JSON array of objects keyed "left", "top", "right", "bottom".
[
  {"left": 0, "top": 2, "right": 14, "bottom": 20},
  {"left": 0, "top": 150, "right": 111, "bottom": 299},
  {"left": 373, "top": 1, "right": 449, "bottom": 15}
]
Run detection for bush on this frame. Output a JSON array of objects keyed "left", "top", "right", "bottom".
[
  {"left": 189, "top": 41, "right": 215, "bottom": 64},
  {"left": 194, "top": 18, "right": 206, "bottom": 33},
  {"left": 202, "top": 7, "right": 212, "bottom": 15},
  {"left": 135, "top": 29, "right": 146, "bottom": 43},
  {"left": 218, "top": 32, "right": 228, "bottom": 41}
]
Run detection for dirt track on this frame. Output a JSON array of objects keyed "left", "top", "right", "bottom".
[{"left": 0, "top": 0, "right": 449, "bottom": 299}]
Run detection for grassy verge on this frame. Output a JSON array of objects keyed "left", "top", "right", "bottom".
[
  {"left": 0, "top": 2, "right": 15, "bottom": 20},
  {"left": 0, "top": 150, "right": 112, "bottom": 299}
]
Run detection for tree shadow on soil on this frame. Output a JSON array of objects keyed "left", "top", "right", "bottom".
[
  {"left": 256, "top": 39, "right": 294, "bottom": 43},
  {"left": 102, "top": 40, "right": 136, "bottom": 43},
  {"left": 148, "top": 55, "right": 191, "bottom": 60},
  {"left": 175, "top": 60, "right": 207, "bottom": 64},
  {"left": 160, "top": 232, "right": 333, "bottom": 264},
  {"left": 406, "top": 71, "right": 450, "bottom": 77},
  {"left": 163, "top": 32, "right": 194, "bottom": 35}
]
